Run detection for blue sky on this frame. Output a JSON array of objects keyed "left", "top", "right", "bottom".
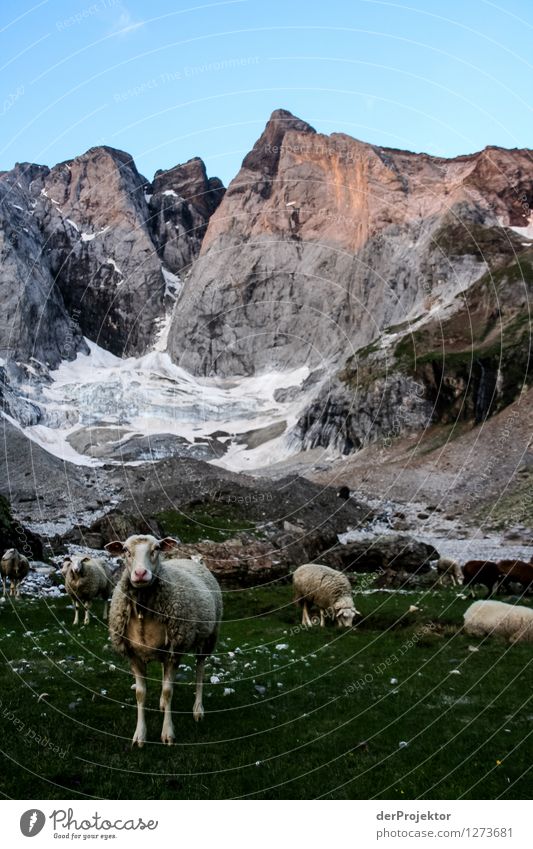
[{"left": 1, "top": 0, "right": 532, "bottom": 185}]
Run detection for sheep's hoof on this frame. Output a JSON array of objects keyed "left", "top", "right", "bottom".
[
  {"left": 161, "top": 732, "right": 175, "bottom": 746},
  {"left": 132, "top": 732, "right": 146, "bottom": 748},
  {"left": 193, "top": 704, "right": 204, "bottom": 722}
]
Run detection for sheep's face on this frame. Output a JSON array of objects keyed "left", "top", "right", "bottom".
[
  {"left": 335, "top": 607, "right": 356, "bottom": 628},
  {"left": 70, "top": 556, "right": 91, "bottom": 577},
  {"left": 105, "top": 535, "right": 179, "bottom": 588},
  {"left": 334, "top": 600, "right": 360, "bottom": 628},
  {"left": 62, "top": 556, "right": 89, "bottom": 576}
]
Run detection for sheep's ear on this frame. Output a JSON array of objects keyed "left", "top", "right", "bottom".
[
  {"left": 80, "top": 557, "right": 91, "bottom": 565},
  {"left": 105, "top": 541, "right": 124, "bottom": 555},
  {"left": 159, "top": 537, "right": 179, "bottom": 552}
]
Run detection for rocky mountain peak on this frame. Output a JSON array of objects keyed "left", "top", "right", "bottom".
[
  {"left": 43, "top": 144, "right": 148, "bottom": 229},
  {"left": 152, "top": 156, "right": 224, "bottom": 220},
  {"left": 239, "top": 108, "right": 316, "bottom": 179},
  {"left": 169, "top": 111, "right": 533, "bottom": 380},
  {"left": 0, "top": 143, "right": 224, "bottom": 377}
]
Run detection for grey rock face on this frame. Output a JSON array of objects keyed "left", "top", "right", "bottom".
[
  {"left": 38, "top": 146, "right": 165, "bottom": 356},
  {"left": 294, "top": 374, "right": 433, "bottom": 453},
  {"left": 148, "top": 157, "right": 224, "bottom": 274},
  {"left": 0, "top": 164, "right": 86, "bottom": 369},
  {"left": 0, "top": 147, "right": 224, "bottom": 366}
]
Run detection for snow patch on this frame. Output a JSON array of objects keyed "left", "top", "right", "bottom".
[
  {"left": 507, "top": 213, "right": 533, "bottom": 240},
  {"left": 81, "top": 225, "right": 110, "bottom": 243},
  {"left": 105, "top": 258, "right": 123, "bottom": 276},
  {"left": 161, "top": 266, "right": 181, "bottom": 297},
  {"left": 15, "top": 340, "right": 317, "bottom": 472}
]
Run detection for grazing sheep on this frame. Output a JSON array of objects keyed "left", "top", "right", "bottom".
[
  {"left": 436, "top": 556, "right": 463, "bottom": 587},
  {"left": 1, "top": 548, "right": 30, "bottom": 597},
  {"left": 495, "top": 560, "right": 533, "bottom": 594},
  {"left": 62, "top": 554, "right": 111, "bottom": 625},
  {"left": 293, "top": 563, "right": 359, "bottom": 628},
  {"left": 462, "top": 560, "right": 500, "bottom": 597},
  {"left": 463, "top": 600, "right": 533, "bottom": 643},
  {"left": 105, "top": 534, "right": 223, "bottom": 747}
]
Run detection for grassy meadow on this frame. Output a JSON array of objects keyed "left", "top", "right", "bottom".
[{"left": 0, "top": 582, "right": 531, "bottom": 800}]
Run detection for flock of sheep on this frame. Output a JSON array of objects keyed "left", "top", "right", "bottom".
[{"left": 1, "top": 540, "right": 533, "bottom": 746}]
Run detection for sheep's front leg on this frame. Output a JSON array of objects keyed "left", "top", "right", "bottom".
[
  {"left": 160, "top": 658, "right": 177, "bottom": 745},
  {"left": 320, "top": 608, "right": 326, "bottom": 627},
  {"left": 2, "top": 577, "right": 6, "bottom": 596},
  {"left": 193, "top": 655, "right": 206, "bottom": 721},
  {"left": 10, "top": 580, "right": 15, "bottom": 597},
  {"left": 132, "top": 660, "right": 147, "bottom": 747},
  {"left": 103, "top": 600, "right": 108, "bottom": 621},
  {"left": 83, "top": 601, "right": 91, "bottom": 625},
  {"left": 302, "top": 600, "right": 313, "bottom": 627},
  {"left": 73, "top": 600, "right": 80, "bottom": 625}
]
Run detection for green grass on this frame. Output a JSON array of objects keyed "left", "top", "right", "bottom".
[
  {"left": 0, "top": 585, "right": 531, "bottom": 800},
  {"left": 432, "top": 221, "right": 524, "bottom": 260},
  {"left": 156, "top": 503, "right": 259, "bottom": 543}
]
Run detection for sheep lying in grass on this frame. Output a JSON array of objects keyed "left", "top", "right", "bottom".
[
  {"left": 463, "top": 600, "right": 533, "bottom": 643},
  {"left": 1, "top": 548, "right": 31, "bottom": 597},
  {"left": 62, "top": 555, "right": 111, "bottom": 625},
  {"left": 293, "top": 563, "right": 359, "bottom": 628},
  {"left": 105, "top": 534, "right": 223, "bottom": 747}
]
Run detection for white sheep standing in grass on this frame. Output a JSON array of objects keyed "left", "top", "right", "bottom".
[
  {"left": 62, "top": 554, "right": 112, "bottom": 625},
  {"left": 463, "top": 600, "right": 533, "bottom": 643},
  {"left": 293, "top": 563, "right": 359, "bottom": 628},
  {"left": 1, "top": 548, "right": 31, "bottom": 597},
  {"left": 436, "top": 556, "right": 463, "bottom": 587},
  {"left": 105, "top": 534, "right": 223, "bottom": 747}
]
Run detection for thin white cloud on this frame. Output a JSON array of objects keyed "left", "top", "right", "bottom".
[{"left": 110, "top": 7, "right": 145, "bottom": 37}]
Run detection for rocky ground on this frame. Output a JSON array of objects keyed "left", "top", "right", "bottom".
[{"left": 281, "top": 385, "right": 533, "bottom": 536}]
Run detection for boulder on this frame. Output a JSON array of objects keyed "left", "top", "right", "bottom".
[
  {"left": 168, "top": 539, "right": 287, "bottom": 586},
  {"left": 323, "top": 534, "right": 439, "bottom": 574}
]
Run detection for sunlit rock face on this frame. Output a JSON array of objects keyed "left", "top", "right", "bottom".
[{"left": 168, "top": 109, "right": 532, "bottom": 380}]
